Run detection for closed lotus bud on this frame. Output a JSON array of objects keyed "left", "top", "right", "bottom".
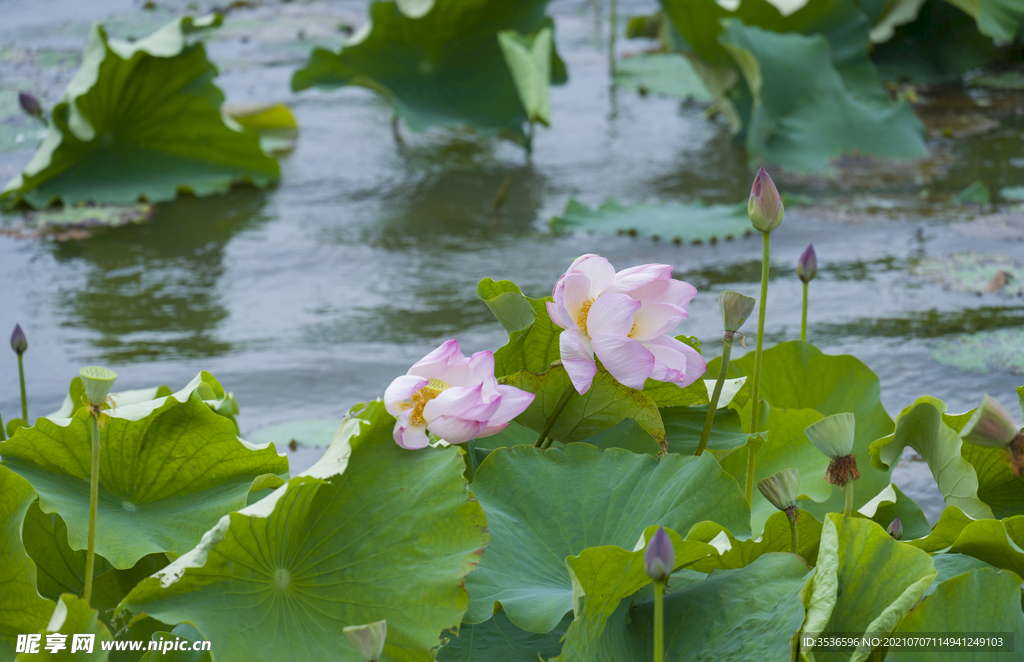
[
  {"left": 644, "top": 527, "right": 674, "bottom": 583},
  {"left": 797, "top": 244, "right": 817, "bottom": 283},
  {"left": 79, "top": 366, "right": 117, "bottom": 406},
  {"left": 961, "top": 395, "right": 1018, "bottom": 449},
  {"left": 343, "top": 620, "right": 387, "bottom": 662},
  {"left": 719, "top": 291, "right": 756, "bottom": 333},
  {"left": 10, "top": 324, "right": 27, "bottom": 355},
  {"left": 887, "top": 517, "right": 903, "bottom": 540},
  {"left": 747, "top": 167, "right": 784, "bottom": 233},
  {"left": 757, "top": 468, "right": 800, "bottom": 512},
  {"left": 18, "top": 92, "right": 43, "bottom": 119}
]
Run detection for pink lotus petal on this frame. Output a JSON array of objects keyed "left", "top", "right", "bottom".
[
  {"left": 560, "top": 329, "right": 598, "bottom": 394},
  {"left": 605, "top": 263, "right": 673, "bottom": 294},
  {"left": 591, "top": 334, "right": 655, "bottom": 389},
  {"left": 546, "top": 300, "right": 571, "bottom": 330},
  {"left": 395, "top": 418, "right": 431, "bottom": 450},
  {"left": 466, "top": 351, "right": 499, "bottom": 399},
  {"left": 567, "top": 254, "right": 616, "bottom": 293},
  {"left": 428, "top": 415, "right": 487, "bottom": 444},
  {"left": 487, "top": 385, "right": 536, "bottom": 426},
  {"left": 408, "top": 339, "right": 463, "bottom": 379},
  {"left": 631, "top": 302, "right": 687, "bottom": 340},
  {"left": 383, "top": 374, "right": 430, "bottom": 416},
  {"left": 586, "top": 292, "right": 641, "bottom": 337},
  {"left": 424, "top": 383, "right": 498, "bottom": 422},
  {"left": 478, "top": 422, "right": 510, "bottom": 438},
  {"left": 644, "top": 335, "right": 707, "bottom": 388},
  {"left": 629, "top": 278, "right": 698, "bottom": 309},
  {"left": 559, "top": 273, "right": 596, "bottom": 331}
]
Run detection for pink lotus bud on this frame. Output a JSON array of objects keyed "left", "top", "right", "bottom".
[
  {"left": 747, "top": 167, "right": 784, "bottom": 233},
  {"left": 18, "top": 92, "right": 42, "bottom": 119},
  {"left": 797, "top": 244, "right": 817, "bottom": 283},
  {"left": 644, "top": 527, "right": 674, "bottom": 583},
  {"left": 9, "top": 324, "right": 26, "bottom": 355},
  {"left": 887, "top": 518, "right": 902, "bottom": 540}
]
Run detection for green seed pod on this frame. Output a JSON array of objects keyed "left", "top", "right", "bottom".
[
  {"left": 804, "top": 412, "right": 856, "bottom": 459},
  {"left": 343, "top": 620, "right": 387, "bottom": 662},
  {"left": 719, "top": 291, "right": 756, "bottom": 333},
  {"left": 757, "top": 468, "right": 800, "bottom": 512},
  {"left": 961, "top": 395, "right": 1018, "bottom": 449},
  {"left": 79, "top": 366, "right": 118, "bottom": 406}
]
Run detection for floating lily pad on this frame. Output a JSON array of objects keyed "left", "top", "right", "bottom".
[
  {"left": 1000, "top": 186, "right": 1024, "bottom": 201},
  {"left": 250, "top": 418, "right": 343, "bottom": 449},
  {"left": 1, "top": 16, "right": 280, "bottom": 209},
  {"left": 931, "top": 328, "right": 1024, "bottom": 375},
  {"left": 550, "top": 198, "right": 753, "bottom": 244},
  {"left": 971, "top": 71, "right": 1024, "bottom": 90},
  {"left": 223, "top": 102, "right": 299, "bottom": 154},
  {"left": 950, "top": 179, "right": 990, "bottom": 205},
  {"left": 911, "top": 251, "right": 1024, "bottom": 296},
  {"left": 291, "top": 0, "right": 566, "bottom": 147},
  {"left": 614, "top": 53, "right": 712, "bottom": 101}
]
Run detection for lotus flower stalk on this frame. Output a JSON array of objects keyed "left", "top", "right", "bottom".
[
  {"left": 745, "top": 167, "right": 784, "bottom": 505},
  {"left": 697, "top": 291, "right": 755, "bottom": 456},
  {"left": 79, "top": 366, "right": 117, "bottom": 606},
  {"left": 797, "top": 244, "right": 816, "bottom": 342},
  {"left": 644, "top": 527, "right": 673, "bottom": 662},
  {"left": 10, "top": 324, "right": 28, "bottom": 423},
  {"left": 758, "top": 468, "right": 801, "bottom": 555}
]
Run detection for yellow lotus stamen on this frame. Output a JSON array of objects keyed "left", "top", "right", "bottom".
[
  {"left": 401, "top": 379, "right": 450, "bottom": 427},
  {"left": 577, "top": 298, "right": 594, "bottom": 334}
]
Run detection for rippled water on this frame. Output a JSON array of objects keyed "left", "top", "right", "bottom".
[{"left": 2, "top": 0, "right": 1024, "bottom": 523}]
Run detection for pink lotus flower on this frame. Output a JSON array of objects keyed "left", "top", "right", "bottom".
[
  {"left": 546, "top": 254, "right": 706, "bottom": 394},
  {"left": 383, "top": 339, "right": 535, "bottom": 449}
]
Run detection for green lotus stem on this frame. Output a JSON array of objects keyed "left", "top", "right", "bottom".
[
  {"left": 696, "top": 333, "right": 734, "bottom": 456},
  {"left": 535, "top": 386, "right": 574, "bottom": 448},
  {"left": 83, "top": 413, "right": 101, "bottom": 605},
  {"left": 800, "top": 281, "right": 808, "bottom": 342},
  {"left": 653, "top": 580, "right": 664, "bottom": 662},
  {"left": 843, "top": 482, "right": 854, "bottom": 518},
  {"left": 17, "top": 353, "right": 27, "bottom": 423},
  {"left": 746, "top": 231, "right": 770, "bottom": 504},
  {"left": 787, "top": 509, "right": 799, "bottom": 555},
  {"left": 464, "top": 439, "right": 477, "bottom": 482},
  {"left": 609, "top": 0, "right": 617, "bottom": 77}
]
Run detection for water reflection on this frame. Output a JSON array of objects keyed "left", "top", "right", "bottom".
[{"left": 50, "top": 190, "right": 268, "bottom": 362}]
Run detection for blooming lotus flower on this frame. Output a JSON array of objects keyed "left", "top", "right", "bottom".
[
  {"left": 546, "top": 254, "right": 706, "bottom": 394},
  {"left": 383, "top": 339, "right": 535, "bottom": 450}
]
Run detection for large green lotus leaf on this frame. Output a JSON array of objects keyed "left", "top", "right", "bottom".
[
  {"left": 923, "top": 553, "right": 999, "bottom": 599},
  {"left": 614, "top": 53, "right": 713, "bottom": 101},
  {"left": 0, "top": 372, "right": 288, "bottom": 569},
  {"left": 476, "top": 278, "right": 538, "bottom": 335},
  {"left": 0, "top": 466, "right": 54, "bottom": 661},
  {"left": 16, "top": 595, "right": 113, "bottom": 662},
  {"left": 661, "top": 405, "right": 748, "bottom": 455},
  {"left": 801, "top": 514, "right": 936, "bottom": 662},
  {"left": 907, "top": 506, "right": 974, "bottom": 552},
  {"left": 869, "top": 396, "right": 994, "bottom": 520},
  {"left": 0, "top": 16, "right": 278, "bottom": 209},
  {"left": 498, "top": 27, "right": 553, "bottom": 127},
  {"left": 290, "top": 0, "right": 565, "bottom": 146},
  {"left": 887, "top": 568, "right": 1024, "bottom": 661},
  {"left": 925, "top": 516, "right": 1024, "bottom": 579},
  {"left": 943, "top": 0, "right": 1024, "bottom": 41},
  {"left": 556, "top": 550, "right": 811, "bottom": 662},
  {"left": 687, "top": 508, "right": 823, "bottom": 570},
  {"left": 437, "top": 611, "right": 570, "bottom": 662},
  {"left": 464, "top": 445, "right": 749, "bottom": 632},
  {"left": 725, "top": 341, "right": 895, "bottom": 520},
  {"left": 856, "top": 483, "right": 932, "bottom": 540},
  {"left": 21, "top": 502, "right": 112, "bottom": 602},
  {"left": 121, "top": 400, "right": 488, "bottom": 662},
  {"left": 720, "top": 406, "right": 832, "bottom": 535},
  {"left": 488, "top": 287, "right": 562, "bottom": 377},
  {"left": 718, "top": 21, "right": 926, "bottom": 172},
  {"left": 139, "top": 625, "right": 210, "bottom": 662},
  {"left": 501, "top": 365, "right": 667, "bottom": 448},
  {"left": 550, "top": 198, "right": 753, "bottom": 244}
]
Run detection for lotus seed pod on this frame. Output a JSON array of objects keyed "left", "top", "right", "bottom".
[
  {"left": 757, "top": 468, "right": 800, "bottom": 512},
  {"left": 804, "top": 412, "right": 856, "bottom": 459},
  {"left": 797, "top": 244, "right": 817, "bottom": 283},
  {"left": 887, "top": 517, "right": 903, "bottom": 540},
  {"left": 719, "top": 291, "right": 756, "bottom": 333},
  {"left": 961, "top": 395, "right": 1018, "bottom": 449},
  {"left": 18, "top": 92, "right": 42, "bottom": 119},
  {"left": 644, "top": 526, "right": 674, "bottom": 583},
  {"left": 10, "top": 324, "right": 27, "bottom": 355},
  {"left": 342, "top": 620, "right": 387, "bottom": 662},
  {"left": 79, "top": 366, "right": 117, "bottom": 406},
  {"left": 747, "top": 167, "right": 784, "bottom": 233}
]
